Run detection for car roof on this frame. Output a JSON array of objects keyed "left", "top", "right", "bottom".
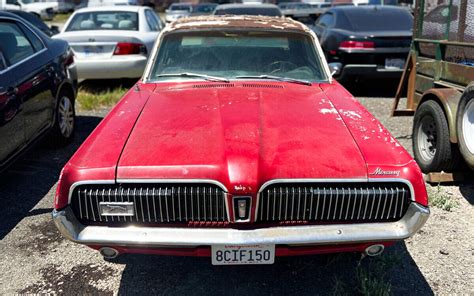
[
  {"left": 0, "top": 11, "right": 23, "bottom": 19},
  {"left": 74, "top": 5, "right": 146, "bottom": 13},
  {"left": 170, "top": 2, "right": 193, "bottom": 6},
  {"left": 167, "top": 15, "right": 309, "bottom": 33},
  {"left": 216, "top": 3, "right": 280, "bottom": 9},
  {"left": 330, "top": 5, "right": 408, "bottom": 12}
]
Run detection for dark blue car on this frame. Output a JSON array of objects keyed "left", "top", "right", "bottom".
[{"left": 0, "top": 11, "right": 77, "bottom": 171}]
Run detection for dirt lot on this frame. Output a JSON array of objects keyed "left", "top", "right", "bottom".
[{"left": 0, "top": 85, "right": 472, "bottom": 295}]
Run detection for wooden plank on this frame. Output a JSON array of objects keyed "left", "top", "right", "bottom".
[
  {"left": 392, "top": 53, "right": 414, "bottom": 117},
  {"left": 424, "top": 172, "right": 472, "bottom": 183}
]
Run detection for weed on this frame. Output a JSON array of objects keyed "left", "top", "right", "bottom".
[
  {"left": 429, "top": 185, "right": 459, "bottom": 211},
  {"left": 76, "top": 87, "right": 128, "bottom": 110}
]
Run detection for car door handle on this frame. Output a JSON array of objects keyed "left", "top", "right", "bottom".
[{"left": 7, "top": 87, "right": 18, "bottom": 96}]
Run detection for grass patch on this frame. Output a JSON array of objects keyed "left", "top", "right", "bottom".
[
  {"left": 76, "top": 87, "right": 128, "bottom": 111},
  {"left": 332, "top": 252, "right": 402, "bottom": 296},
  {"left": 52, "top": 13, "right": 72, "bottom": 23},
  {"left": 428, "top": 185, "right": 459, "bottom": 211}
]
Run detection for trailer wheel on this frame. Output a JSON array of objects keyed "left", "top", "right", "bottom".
[
  {"left": 456, "top": 84, "right": 474, "bottom": 169},
  {"left": 413, "top": 100, "right": 460, "bottom": 173}
]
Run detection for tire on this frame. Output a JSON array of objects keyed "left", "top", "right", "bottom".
[
  {"left": 456, "top": 84, "right": 474, "bottom": 169},
  {"left": 50, "top": 89, "right": 75, "bottom": 146},
  {"left": 413, "top": 100, "right": 461, "bottom": 173}
]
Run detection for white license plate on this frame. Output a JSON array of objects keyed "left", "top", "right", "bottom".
[
  {"left": 385, "top": 58, "right": 405, "bottom": 69},
  {"left": 211, "top": 244, "right": 275, "bottom": 265}
]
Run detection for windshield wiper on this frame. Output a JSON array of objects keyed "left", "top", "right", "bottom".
[
  {"left": 235, "top": 75, "right": 312, "bottom": 86},
  {"left": 155, "top": 73, "right": 230, "bottom": 83}
]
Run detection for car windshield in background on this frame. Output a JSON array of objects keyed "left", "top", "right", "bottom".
[
  {"left": 215, "top": 7, "right": 282, "bottom": 17},
  {"left": 342, "top": 8, "right": 413, "bottom": 31},
  {"left": 65, "top": 11, "right": 139, "bottom": 31},
  {"left": 170, "top": 5, "right": 192, "bottom": 11},
  {"left": 193, "top": 4, "right": 217, "bottom": 13},
  {"left": 150, "top": 30, "right": 327, "bottom": 82}
]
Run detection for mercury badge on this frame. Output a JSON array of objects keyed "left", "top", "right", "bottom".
[{"left": 369, "top": 167, "right": 401, "bottom": 176}]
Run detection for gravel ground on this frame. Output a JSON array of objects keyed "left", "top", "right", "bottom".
[{"left": 0, "top": 88, "right": 472, "bottom": 295}]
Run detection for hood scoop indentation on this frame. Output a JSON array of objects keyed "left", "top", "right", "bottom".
[
  {"left": 242, "top": 83, "right": 284, "bottom": 89},
  {"left": 192, "top": 83, "right": 235, "bottom": 89}
]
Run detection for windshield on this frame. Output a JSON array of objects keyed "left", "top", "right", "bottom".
[
  {"left": 65, "top": 11, "right": 139, "bottom": 31},
  {"left": 194, "top": 4, "right": 217, "bottom": 13},
  {"left": 149, "top": 30, "right": 327, "bottom": 82},
  {"left": 170, "top": 4, "right": 192, "bottom": 11}
]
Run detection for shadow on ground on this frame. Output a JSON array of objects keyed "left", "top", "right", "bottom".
[
  {"left": 114, "top": 242, "right": 433, "bottom": 295},
  {"left": 459, "top": 181, "right": 474, "bottom": 204},
  {"left": 0, "top": 115, "right": 103, "bottom": 240},
  {"left": 342, "top": 79, "right": 401, "bottom": 98}
]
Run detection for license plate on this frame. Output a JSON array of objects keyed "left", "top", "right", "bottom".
[
  {"left": 73, "top": 45, "right": 108, "bottom": 58},
  {"left": 385, "top": 58, "right": 405, "bottom": 69},
  {"left": 211, "top": 244, "right": 275, "bottom": 265}
]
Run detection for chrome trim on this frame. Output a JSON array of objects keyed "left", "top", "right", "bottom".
[
  {"left": 232, "top": 195, "right": 252, "bottom": 223},
  {"left": 255, "top": 178, "right": 416, "bottom": 221},
  {"left": 0, "top": 16, "right": 48, "bottom": 75},
  {"left": 52, "top": 203, "right": 429, "bottom": 247},
  {"left": 67, "top": 180, "right": 115, "bottom": 205},
  {"left": 116, "top": 179, "right": 228, "bottom": 192},
  {"left": 68, "top": 179, "right": 231, "bottom": 222}
]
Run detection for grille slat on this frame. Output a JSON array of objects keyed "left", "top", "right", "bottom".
[
  {"left": 257, "top": 183, "right": 411, "bottom": 223},
  {"left": 72, "top": 184, "right": 228, "bottom": 225}
]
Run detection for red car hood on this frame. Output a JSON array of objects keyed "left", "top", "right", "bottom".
[{"left": 117, "top": 82, "right": 368, "bottom": 193}]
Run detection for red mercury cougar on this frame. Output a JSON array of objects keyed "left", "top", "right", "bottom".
[{"left": 53, "top": 16, "right": 429, "bottom": 265}]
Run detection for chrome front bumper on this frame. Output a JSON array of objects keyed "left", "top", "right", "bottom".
[{"left": 52, "top": 203, "right": 429, "bottom": 247}]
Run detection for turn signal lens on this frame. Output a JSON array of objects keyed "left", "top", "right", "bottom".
[
  {"left": 339, "top": 40, "right": 375, "bottom": 50},
  {"left": 113, "top": 42, "right": 147, "bottom": 55}
]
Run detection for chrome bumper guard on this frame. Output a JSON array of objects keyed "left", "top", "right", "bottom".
[{"left": 52, "top": 203, "right": 429, "bottom": 247}]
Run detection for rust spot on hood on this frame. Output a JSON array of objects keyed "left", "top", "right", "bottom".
[{"left": 166, "top": 15, "right": 311, "bottom": 33}]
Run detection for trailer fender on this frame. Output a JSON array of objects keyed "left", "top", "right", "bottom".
[{"left": 419, "top": 88, "right": 462, "bottom": 143}]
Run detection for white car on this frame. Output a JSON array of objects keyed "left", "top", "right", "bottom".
[
  {"left": 54, "top": 6, "right": 163, "bottom": 80},
  {"left": 1, "top": 0, "right": 56, "bottom": 20},
  {"left": 165, "top": 3, "right": 192, "bottom": 23}
]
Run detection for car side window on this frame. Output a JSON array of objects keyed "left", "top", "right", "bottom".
[
  {"left": 18, "top": 22, "right": 44, "bottom": 52},
  {"left": 0, "top": 21, "right": 35, "bottom": 67},
  {"left": 145, "top": 10, "right": 159, "bottom": 31},
  {"left": 317, "top": 13, "right": 335, "bottom": 28}
]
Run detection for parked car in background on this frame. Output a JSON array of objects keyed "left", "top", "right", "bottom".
[
  {"left": 165, "top": 2, "right": 192, "bottom": 23},
  {"left": 190, "top": 3, "right": 217, "bottom": 16},
  {"left": 1, "top": 0, "right": 56, "bottom": 20},
  {"left": 313, "top": 6, "right": 413, "bottom": 83},
  {"left": 6, "top": 9, "right": 59, "bottom": 36},
  {"left": 57, "top": 0, "right": 75, "bottom": 13},
  {"left": 53, "top": 15, "right": 429, "bottom": 264},
  {"left": 214, "top": 4, "right": 282, "bottom": 17},
  {"left": 86, "top": 0, "right": 138, "bottom": 7},
  {"left": 54, "top": 6, "right": 162, "bottom": 80},
  {"left": 0, "top": 11, "right": 77, "bottom": 171}
]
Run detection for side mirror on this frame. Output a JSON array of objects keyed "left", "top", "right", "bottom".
[
  {"left": 13, "top": 0, "right": 21, "bottom": 6},
  {"left": 328, "top": 62, "right": 342, "bottom": 77},
  {"left": 50, "top": 25, "right": 60, "bottom": 35},
  {"left": 165, "top": 9, "right": 170, "bottom": 13}
]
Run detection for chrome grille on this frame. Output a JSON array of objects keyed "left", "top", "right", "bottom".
[
  {"left": 257, "top": 182, "right": 411, "bottom": 223},
  {"left": 71, "top": 183, "right": 228, "bottom": 224}
]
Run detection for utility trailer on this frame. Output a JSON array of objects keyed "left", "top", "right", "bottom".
[{"left": 392, "top": 0, "right": 474, "bottom": 174}]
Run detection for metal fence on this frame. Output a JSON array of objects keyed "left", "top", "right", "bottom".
[{"left": 415, "top": 0, "right": 474, "bottom": 63}]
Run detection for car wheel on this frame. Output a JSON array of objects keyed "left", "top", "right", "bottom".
[
  {"left": 50, "top": 90, "right": 75, "bottom": 146},
  {"left": 413, "top": 100, "right": 461, "bottom": 173},
  {"left": 456, "top": 84, "right": 474, "bottom": 169}
]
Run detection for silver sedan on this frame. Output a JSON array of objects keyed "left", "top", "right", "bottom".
[{"left": 54, "top": 6, "right": 163, "bottom": 80}]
